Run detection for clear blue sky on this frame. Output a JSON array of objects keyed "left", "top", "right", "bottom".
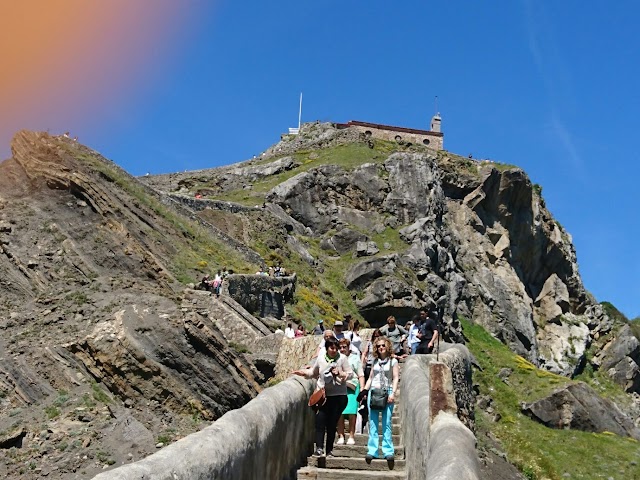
[{"left": 2, "top": 1, "right": 638, "bottom": 319}]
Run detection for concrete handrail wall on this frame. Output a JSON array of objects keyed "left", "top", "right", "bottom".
[
  {"left": 400, "top": 344, "right": 480, "bottom": 480},
  {"left": 92, "top": 376, "right": 315, "bottom": 480}
]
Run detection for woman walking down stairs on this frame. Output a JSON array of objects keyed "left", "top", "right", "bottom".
[{"left": 297, "top": 364, "right": 405, "bottom": 479}]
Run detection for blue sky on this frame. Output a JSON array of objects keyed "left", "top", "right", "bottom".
[{"left": 2, "top": 1, "right": 638, "bottom": 318}]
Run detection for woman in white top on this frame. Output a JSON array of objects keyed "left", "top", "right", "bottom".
[
  {"left": 362, "top": 336, "right": 399, "bottom": 461},
  {"left": 346, "top": 318, "right": 363, "bottom": 353}
]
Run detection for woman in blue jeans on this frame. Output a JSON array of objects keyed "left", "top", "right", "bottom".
[{"left": 362, "top": 336, "right": 399, "bottom": 461}]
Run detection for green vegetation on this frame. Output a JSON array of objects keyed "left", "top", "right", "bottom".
[
  {"left": 65, "top": 291, "right": 88, "bottom": 305},
  {"left": 462, "top": 317, "right": 640, "bottom": 479},
  {"left": 532, "top": 183, "right": 543, "bottom": 196},
  {"left": 91, "top": 382, "right": 112, "bottom": 404},
  {"left": 228, "top": 342, "right": 250, "bottom": 354},
  {"left": 44, "top": 405, "right": 60, "bottom": 419},
  {"left": 96, "top": 450, "right": 116, "bottom": 465}
]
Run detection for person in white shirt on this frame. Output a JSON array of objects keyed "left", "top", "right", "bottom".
[
  {"left": 284, "top": 323, "right": 295, "bottom": 339},
  {"left": 407, "top": 314, "right": 421, "bottom": 355}
]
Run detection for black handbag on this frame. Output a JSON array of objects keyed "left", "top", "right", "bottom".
[
  {"left": 369, "top": 388, "right": 388, "bottom": 410},
  {"left": 369, "top": 359, "right": 390, "bottom": 410}
]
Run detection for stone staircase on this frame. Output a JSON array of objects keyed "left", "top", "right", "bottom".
[{"left": 297, "top": 373, "right": 406, "bottom": 479}]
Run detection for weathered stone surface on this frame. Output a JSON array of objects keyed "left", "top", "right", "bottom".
[
  {"left": 320, "top": 227, "right": 368, "bottom": 254},
  {"left": 67, "top": 295, "right": 262, "bottom": 420},
  {"left": 223, "top": 273, "right": 296, "bottom": 319},
  {"left": 344, "top": 254, "right": 398, "bottom": 290},
  {"left": 92, "top": 376, "right": 315, "bottom": 480},
  {"left": 593, "top": 325, "right": 640, "bottom": 393},
  {"left": 522, "top": 382, "right": 640, "bottom": 440},
  {"left": 355, "top": 240, "right": 379, "bottom": 257},
  {"left": 400, "top": 345, "right": 480, "bottom": 480},
  {"left": 536, "top": 315, "right": 590, "bottom": 377},
  {"left": 535, "top": 273, "right": 571, "bottom": 322}
]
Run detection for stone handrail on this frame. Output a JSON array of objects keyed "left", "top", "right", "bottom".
[
  {"left": 400, "top": 343, "right": 480, "bottom": 480},
  {"left": 93, "top": 341, "right": 481, "bottom": 480},
  {"left": 92, "top": 376, "right": 315, "bottom": 480}
]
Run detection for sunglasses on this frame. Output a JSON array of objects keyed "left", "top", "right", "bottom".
[{"left": 376, "top": 344, "right": 386, "bottom": 348}]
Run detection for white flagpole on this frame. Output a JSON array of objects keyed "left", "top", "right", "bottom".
[{"left": 298, "top": 93, "right": 303, "bottom": 130}]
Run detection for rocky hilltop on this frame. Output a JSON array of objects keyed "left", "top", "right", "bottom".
[
  {"left": 144, "top": 122, "right": 637, "bottom": 384},
  {"left": 1, "top": 124, "right": 638, "bottom": 479}
]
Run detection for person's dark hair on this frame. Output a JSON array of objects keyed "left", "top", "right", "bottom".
[
  {"left": 287, "top": 323, "right": 292, "bottom": 328},
  {"left": 371, "top": 328, "right": 382, "bottom": 339},
  {"left": 325, "top": 337, "right": 340, "bottom": 350}
]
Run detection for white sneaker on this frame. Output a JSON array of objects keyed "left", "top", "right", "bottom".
[
  {"left": 336, "top": 436, "right": 344, "bottom": 445},
  {"left": 346, "top": 436, "right": 355, "bottom": 445}
]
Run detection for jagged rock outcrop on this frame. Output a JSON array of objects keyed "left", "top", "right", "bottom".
[
  {"left": 67, "top": 295, "right": 261, "bottom": 421},
  {"left": 522, "top": 382, "right": 640, "bottom": 440},
  {"left": 593, "top": 325, "right": 640, "bottom": 393},
  {"left": 223, "top": 273, "right": 296, "bottom": 319}
]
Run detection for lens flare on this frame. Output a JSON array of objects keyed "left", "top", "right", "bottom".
[{"left": 0, "top": 0, "right": 194, "bottom": 157}]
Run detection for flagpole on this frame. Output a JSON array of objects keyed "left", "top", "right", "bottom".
[{"left": 298, "top": 93, "right": 303, "bottom": 130}]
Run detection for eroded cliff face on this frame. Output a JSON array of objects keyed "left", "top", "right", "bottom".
[{"left": 0, "top": 132, "right": 264, "bottom": 479}]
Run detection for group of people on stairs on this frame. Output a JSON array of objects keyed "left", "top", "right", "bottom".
[{"left": 293, "top": 310, "right": 439, "bottom": 462}]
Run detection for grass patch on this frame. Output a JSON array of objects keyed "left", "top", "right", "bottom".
[
  {"left": 44, "top": 405, "right": 61, "bottom": 419},
  {"left": 209, "top": 140, "right": 401, "bottom": 206},
  {"left": 462, "top": 317, "right": 640, "bottom": 479},
  {"left": 228, "top": 342, "right": 250, "bottom": 354},
  {"left": 91, "top": 382, "right": 112, "bottom": 404}
]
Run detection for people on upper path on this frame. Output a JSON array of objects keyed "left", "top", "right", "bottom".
[
  {"left": 212, "top": 271, "right": 223, "bottom": 296},
  {"left": 344, "top": 317, "right": 363, "bottom": 354},
  {"left": 336, "top": 338, "right": 365, "bottom": 446},
  {"left": 407, "top": 314, "right": 421, "bottom": 355},
  {"left": 293, "top": 337, "right": 353, "bottom": 457},
  {"left": 359, "top": 335, "right": 399, "bottom": 461},
  {"left": 312, "top": 319, "right": 325, "bottom": 336},
  {"left": 379, "top": 316, "right": 408, "bottom": 357},
  {"left": 284, "top": 322, "right": 295, "bottom": 339},
  {"left": 416, "top": 309, "right": 439, "bottom": 354}
]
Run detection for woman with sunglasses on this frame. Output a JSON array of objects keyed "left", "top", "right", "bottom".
[
  {"left": 362, "top": 336, "right": 399, "bottom": 461},
  {"left": 293, "top": 336, "right": 353, "bottom": 457}
]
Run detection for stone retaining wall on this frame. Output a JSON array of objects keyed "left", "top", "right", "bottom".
[
  {"left": 400, "top": 344, "right": 480, "bottom": 480},
  {"left": 92, "top": 376, "right": 315, "bottom": 480}
]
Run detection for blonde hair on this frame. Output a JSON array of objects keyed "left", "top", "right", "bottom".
[{"left": 372, "top": 336, "right": 392, "bottom": 359}]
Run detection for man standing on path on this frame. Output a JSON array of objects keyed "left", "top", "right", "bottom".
[
  {"left": 416, "top": 309, "right": 438, "bottom": 354},
  {"left": 379, "top": 316, "right": 407, "bottom": 356}
]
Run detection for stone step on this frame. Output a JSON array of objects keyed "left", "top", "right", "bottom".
[
  {"left": 306, "top": 456, "right": 405, "bottom": 472},
  {"left": 347, "top": 433, "right": 401, "bottom": 447},
  {"left": 297, "top": 466, "right": 406, "bottom": 479},
  {"left": 331, "top": 444, "right": 405, "bottom": 458},
  {"left": 338, "top": 417, "right": 402, "bottom": 430}
]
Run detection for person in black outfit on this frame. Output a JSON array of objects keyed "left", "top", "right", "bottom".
[{"left": 416, "top": 309, "right": 439, "bottom": 354}]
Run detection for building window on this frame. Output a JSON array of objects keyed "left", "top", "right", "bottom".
[
  {"left": 395, "top": 135, "right": 402, "bottom": 142},
  {"left": 365, "top": 130, "right": 372, "bottom": 137},
  {"left": 423, "top": 139, "right": 431, "bottom": 145}
]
